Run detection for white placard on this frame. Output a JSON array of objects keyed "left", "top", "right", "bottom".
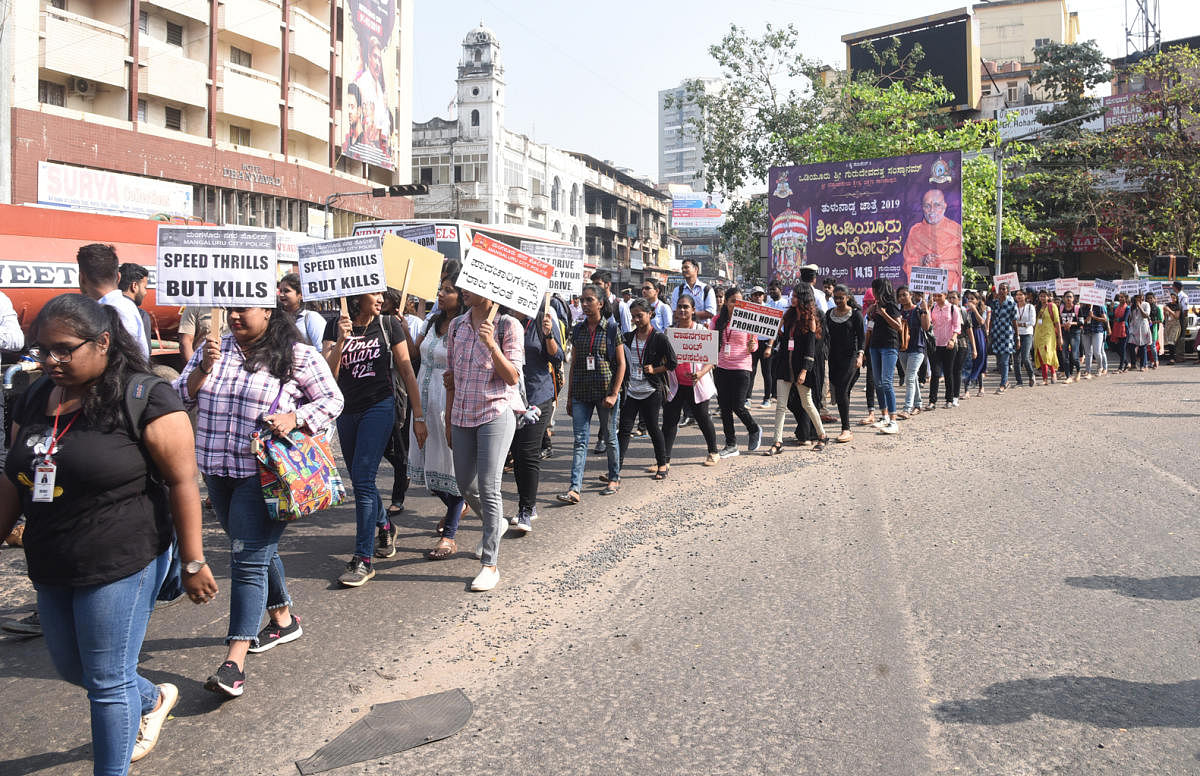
[
  {"left": 156, "top": 226, "right": 277, "bottom": 306},
  {"left": 1117, "top": 279, "right": 1141, "bottom": 297},
  {"left": 1145, "top": 281, "right": 1166, "bottom": 299},
  {"left": 729, "top": 300, "right": 783, "bottom": 339},
  {"left": 668, "top": 326, "right": 719, "bottom": 365},
  {"left": 993, "top": 272, "right": 1019, "bottom": 291},
  {"left": 520, "top": 241, "right": 586, "bottom": 298},
  {"left": 1055, "top": 277, "right": 1080, "bottom": 295},
  {"left": 460, "top": 233, "right": 555, "bottom": 318},
  {"left": 297, "top": 235, "right": 385, "bottom": 302},
  {"left": 1093, "top": 279, "right": 1118, "bottom": 301},
  {"left": 908, "top": 266, "right": 949, "bottom": 294},
  {"left": 1078, "top": 286, "right": 1106, "bottom": 306}
]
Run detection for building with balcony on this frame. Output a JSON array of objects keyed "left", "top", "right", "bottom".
[
  {"left": 3, "top": 0, "right": 416, "bottom": 236},
  {"left": 976, "top": 0, "right": 1080, "bottom": 115},
  {"left": 411, "top": 24, "right": 588, "bottom": 250},
  {"left": 657, "top": 77, "right": 720, "bottom": 189}
]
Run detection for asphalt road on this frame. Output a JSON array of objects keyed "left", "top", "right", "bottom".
[{"left": 2, "top": 363, "right": 1199, "bottom": 775}]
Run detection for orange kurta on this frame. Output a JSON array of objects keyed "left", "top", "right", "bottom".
[{"left": 902, "top": 219, "right": 963, "bottom": 291}]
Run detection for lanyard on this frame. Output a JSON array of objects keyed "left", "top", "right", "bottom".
[
  {"left": 587, "top": 322, "right": 602, "bottom": 357},
  {"left": 46, "top": 402, "right": 81, "bottom": 460},
  {"left": 633, "top": 332, "right": 648, "bottom": 367}
]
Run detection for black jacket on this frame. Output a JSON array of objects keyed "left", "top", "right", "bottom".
[
  {"left": 622, "top": 329, "right": 677, "bottom": 397},
  {"left": 771, "top": 319, "right": 816, "bottom": 384}
]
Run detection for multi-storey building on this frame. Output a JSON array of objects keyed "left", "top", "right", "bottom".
[
  {"left": 657, "top": 77, "right": 719, "bottom": 189},
  {"left": 2, "top": 0, "right": 415, "bottom": 236},
  {"left": 976, "top": 0, "right": 1080, "bottom": 114}
]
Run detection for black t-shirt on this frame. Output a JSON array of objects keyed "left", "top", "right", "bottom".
[
  {"left": 6, "top": 378, "right": 182, "bottom": 586},
  {"left": 869, "top": 301, "right": 902, "bottom": 349},
  {"left": 323, "top": 315, "right": 405, "bottom": 414}
]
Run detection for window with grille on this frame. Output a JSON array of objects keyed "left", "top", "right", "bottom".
[
  {"left": 38, "top": 80, "right": 65, "bottom": 107},
  {"left": 138, "top": 10, "right": 148, "bottom": 33},
  {"left": 230, "top": 125, "right": 251, "bottom": 145},
  {"left": 137, "top": 99, "right": 146, "bottom": 122},
  {"left": 230, "top": 46, "right": 252, "bottom": 68},
  {"left": 50, "top": 0, "right": 65, "bottom": 9},
  {"left": 166, "top": 21, "right": 183, "bottom": 47},
  {"left": 165, "top": 106, "right": 183, "bottom": 130}
]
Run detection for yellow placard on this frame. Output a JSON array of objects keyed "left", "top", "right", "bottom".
[{"left": 382, "top": 234, "right": 443, "bottom": 300}]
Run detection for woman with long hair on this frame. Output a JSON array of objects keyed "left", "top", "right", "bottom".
[
  {"left": 661, "top": 293, "right": 721, "bottom": 466},
  {"left": 276, "top": 273, "right": 327, "bottom": 348},
  {"left": 825, "top": 284, "right": 864, "bottom": 443},
  {"left": 1032, "top": 289, "right": 1062, "bottom": 384},
  {"left": 711, "top": 286, "right": 762, "bottom": 456},
  {"left": 895, "top": 285, "right": 928, "bottom": 417},
  {"left": 444, "top": 290, "right": 523, "bottom": 592},
  {"left": 764, "top": 287, "right": 829, "bottom": 454},
  {"left": 1126, "top": 291, "right": 1153, "bottom": 371},
  {"left": 410, "top": 278, "right": 470, "bottom": 560},
  {"left": 947, "top": 290, "right": 969, "bottom": 401},
  {"left": 323, "top": 293, "right": 426, "bottom": 586},
  {"left": 927, "top": 289, "right": 961, "bottom": 408},
  {"left": 866, "top": 277, "right": 902, "bottom": 435},
  {"left": 181, "top": 303, "right": 342, "bottom": 697},
  {"left": 617, "top": 298, "right": 677, "bottom": 478},
  {"left": 1, "top": 295, "right": 217, "bottom": 772},
  {"left": 509, "top": 297, "right": 564, "bottom": 532},
  {"left": 1013, "top": 289, "right": 1036, "bottom": 387},
  {"left": 1058, "top": 291, "right": 1081, "bottom": 383},
  {"left": 963, "top": 290, "right": 987, "bottom": 396}
]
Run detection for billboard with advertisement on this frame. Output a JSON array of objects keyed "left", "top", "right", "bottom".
[
  {"left": 671, "top": 192, "right": 726, "bottom": 230},
  {"left": 768, "top": 151, "right": 963, "bottom": 293},
  {"left": 341, "top": 0, "right": 398, "bottom": 170},
  {"left": 38, "top": 161, "right": 193, "bottom": 219}
]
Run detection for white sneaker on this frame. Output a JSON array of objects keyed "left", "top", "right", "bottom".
[
  {"left": 131, "top": 683, "right": 178, "bottom": 762},
  {"left": 878, "top": 421, "right": 900, "bottom": 435},
  {"left": 951, "top": 398, "right": 959, "bottom": 407},
  {"left": 871, "top": 418, "right": 889, "bottom": 429},
  {"left": 470, "top": 566, "right": 500, "bottom": 592}
]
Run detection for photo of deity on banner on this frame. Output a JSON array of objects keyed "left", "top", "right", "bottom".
[{"left": 770, "top": 206, "right": 809, "bottom": 286}]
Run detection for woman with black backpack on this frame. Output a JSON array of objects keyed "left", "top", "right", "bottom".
[{"left": 616, "top": 298, "right": 677, "bottom": 479}]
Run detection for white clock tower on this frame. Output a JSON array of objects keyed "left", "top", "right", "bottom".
[{"left": 456, "top": 23, "right": 505, "bottom": 140}]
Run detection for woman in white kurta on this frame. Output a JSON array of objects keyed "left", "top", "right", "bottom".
[{"left": 409, "top": 279, "right": 467, "bottom": 559}]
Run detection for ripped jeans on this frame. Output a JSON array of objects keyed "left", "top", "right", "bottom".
[{"left": 204, "top": 474, "right": 293, "bottom": 645}]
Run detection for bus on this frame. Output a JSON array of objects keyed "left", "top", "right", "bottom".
[{"left": 351, "top": 218, "right": 573, "bottom": 260}]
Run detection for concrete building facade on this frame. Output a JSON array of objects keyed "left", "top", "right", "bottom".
[
  {"left": 657, "top": 77, "right": 719, "bottom": 189},
  {"left": 2, "top": 0, "right": 416, "bottom": 236},
  {"left": 976, "top": 0, "right": 1080, "bottom": 114}
]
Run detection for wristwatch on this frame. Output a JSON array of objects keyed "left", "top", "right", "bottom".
[
  {"left": 413, "top": 417, "right": 426, "bottom": 423},
  {"left": 183, "top": 559, "right": 208, "bottom": 575}
]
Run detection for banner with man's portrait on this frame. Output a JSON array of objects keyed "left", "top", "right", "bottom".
[
  {"left": 767, "top": 151, "right": 964, "bottom": 293},
  {"left": 341, "top": 0, "right": 398, "bottom": 171}
]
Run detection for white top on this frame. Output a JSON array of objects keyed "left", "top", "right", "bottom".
[
  {"left": 671, "top": 281, "right": 717, "bottom": 318},
  {"left": 0, "top": 291, "right": 24, "bottom": 352},
  {"left": 1014, "top": 302, "right": 1036, "bottom": 335},
  {"left": 1177, "top": 290, "right": 1189, "bottom": 310},
  {"left": 99, "top": 289, "right": 149, "bottom": 359}
]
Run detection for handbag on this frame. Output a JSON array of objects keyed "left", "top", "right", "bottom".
[{"left": 253, "top": 388, "right": 346, "bottom": 522}]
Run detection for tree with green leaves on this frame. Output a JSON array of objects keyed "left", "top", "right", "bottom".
[{"left": 674, "top": 23, "right": 1040, "bottom": 268}]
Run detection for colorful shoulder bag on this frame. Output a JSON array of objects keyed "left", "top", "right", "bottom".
[{"left": 252, "top": 386, "right": 346, "bottom": 522}]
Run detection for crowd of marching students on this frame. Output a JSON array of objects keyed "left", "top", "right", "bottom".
[{"left": 0, "top": 244, "right": 1195, "bottom": 775}]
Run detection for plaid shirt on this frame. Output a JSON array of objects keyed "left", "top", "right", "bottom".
[
  {"left": 175, "top": 336, "right": 344, "bottom": 478},
  {"left": 446, "top": 313, "right": 524, "bottom": 428}
]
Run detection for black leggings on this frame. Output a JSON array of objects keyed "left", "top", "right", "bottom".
[
  {"left": 929, "top": 345, "right": 959, "bottom": 404},
  {"left": 714, "top": 367, "right": 760, "bottom": 446},
  {"left": 828, "top": 358, "right": 860, "bottom": 431},
  {"left": 511, "top": 398, "right": 553, "bottom": 511},
  {"left": 662, "top": 385, "right": 718, "bottom": 460},
  {"left": 617, "top": 391, "right": 667, "bottom": 467}
]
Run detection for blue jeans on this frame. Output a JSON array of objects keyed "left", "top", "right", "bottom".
[
  {"left": 900, "top": 351, "right": 924, "bottom": 411},
  {"left": 37, "top": 549, "right": 170, "bottom": 775},
  {"left": 995, "top": 350, "right": 1012, "bottom": 387},
  {"left": 869, "top": 347, "right": 898, "bottom": 416},
  {"left": 570, "top": 398, "right": 620, "bottom": 491},
  {"left": 1016, "top": 333, "right": 1034, "bottom": 384},
  {"left": 452, "top": 411, "right": 516, "bottom": 567},
  {"left": 205, "top": 474, "right": 292, "bottom": 643},
  {"left": 336, "top": 396, "right": 396, "bottom": 561},
  {"left": 1061, "top": 329, "right": 1080, "bottom": 378}
]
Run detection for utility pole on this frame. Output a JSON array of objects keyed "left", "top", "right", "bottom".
[{"left": 323, "top": 185, "right": 430, "bottom": 239}]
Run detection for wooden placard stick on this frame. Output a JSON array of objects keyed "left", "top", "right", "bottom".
[{"left": 208, "top": 307, "right": 224, "bottom": 344}]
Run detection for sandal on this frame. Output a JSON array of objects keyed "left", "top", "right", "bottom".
[
  {"left": 645, "top": 465, "right": 660, "bottom": 474},
  {"left": 858, "top": 414, "right": 876, "bottom": 426},
  {"left": 435, "top": 517, "right": 446, "bottom": 535},
  {"left": 427, "top": 537, "right": 456, "bottom": 560},
  {"left": 600, "top": 481, "right": 621, "bottom": 496},
  {"left": 653, "top": 466, "right": 668, "bottom": 481},
  {"left": 763, "top": 442, "right": 784, "bottom": 456},
  {"left": 812, "top": 437, "right": 829, "bottom": 452},
  {"left": 895, "top": 411, "right": 910, "bottom": 420},
  {"left": 386, "top": 505, "right": 404, "bottom": 518},
  {"left": 556, "top": 490, "right": 581, "bottom": 505},
  {"left": 836, "top": 430, "right": 853, "bottom": 443}
]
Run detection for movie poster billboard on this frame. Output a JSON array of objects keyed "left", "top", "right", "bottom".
[
  {"left": 671, "top": 192, "right": 726, "bottom": 230},
  {"left": 341, "top": 0, "right": 398, "bottom": 170},
  {"left": 768, "top": 151, "right": 963, "bottom": 293}
]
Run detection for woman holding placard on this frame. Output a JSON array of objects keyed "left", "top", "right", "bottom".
[
  {"left": 323, "top": 292, "right": 426, "bottom": 588},
  {"left": 1126, "top": 292, "right": 1153, "bottom": 371},
  {"left": 712, "top": 287, "right": 761, "bottom": 457},
  {"left": 444, "top": 290, "right": 523, "bottom": 592},
  {"left": 410, "top": 278, "right": 470, "bottom": 561},
  {"left": 661, "top": 292, "right": 721, "bottom": 465},
  {"left": 182, "top": 304, "right": 342, "bottom": 699}
]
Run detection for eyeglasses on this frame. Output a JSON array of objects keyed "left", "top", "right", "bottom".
[
  {"left": 31, "top": 338, "right": 94, "bottom": 364},
  {"left": 641, "top": 286, "right": 654, "bottom": 291}
]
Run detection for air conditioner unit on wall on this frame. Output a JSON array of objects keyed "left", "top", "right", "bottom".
[{"left": 70, "top": 78, "right": 95, "bottom": 97}]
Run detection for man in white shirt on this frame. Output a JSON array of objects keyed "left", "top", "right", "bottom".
[
  {"left": 801, "top": 264, "right": 830, "bottom": 313},
  {"left": 1172, "top": 280, "right": 1190, "bottom": 362},
  {"left": 77, "top": 243, "right": 149, "bottom": 360},
  {"left": 670, "top": 259, "right": 717, "bottom": 322},
  {"left": 640, "top": 280, "right": 672, "bottom": 332}
]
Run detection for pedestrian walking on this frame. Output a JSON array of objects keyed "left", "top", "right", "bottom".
[
  {"left": 616, "top": 298, "right": 676, "bottom": 479},
  {"left": 927, "top": 290, "right": 961, "bottom": 408},
  {"left": 896, "top": 285, "right": 928, "bottom": 417},
  {"left": 1013, "top": 289, "right": 1036, "bottom": 387},
  {"left": 866, "top": 278, "right": 902, "bottom": 435},
  {"left": 661, "top": 293, "right": 721, "bottom": 465},
  {"left": 764, "top": 287, "right": 828, "bottom": 453},
  {"left": 1058, "top": 292, "right": 1082, "bottom": 383},
  {"left": 1079, "top": 299, "right": 1107, "bottom": 379},
  {"left": 963, "top": 291, "right": 988, "bottom": 396},
  {"left": 825, "top": 285, "right": 864, "bottom": 442},
  {"left": 990, "top": 283, "right": 1017, "bottom": 392},
  {"left": 1126, "top": 292, "right": 1153, "bottom": 371},
  {"left": 1033, "top": 290, "right": 1062, "bottom": 384},
  {"left": 509, "top": 300, "right": 564, "bottom": 533},
  {"left": 712, "top": 286, "right": 762, "bottom": 457}
]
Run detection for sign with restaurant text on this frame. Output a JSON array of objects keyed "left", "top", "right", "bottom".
[
  {"left": 668, "top": 326, "right": 719, "bottom": 365},
  {"left": 297, "top": 235, "right": 385, "bottom": 302},
  {"left": 156, "top": 226, "right": 277, "bottom": 306},
  {"left": 729, "top": 300, "right": 784, "bottom": 339},
  {"left": 459, "top": 233, "right": 554, "bottom": 318}
]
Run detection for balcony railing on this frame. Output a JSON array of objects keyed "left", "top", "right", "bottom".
[
  {"left": 218, "top": 63, "right": 280, "bottom": 126},
  {"left": 42, "top": 8, "right": 128, "bottom": 88},
  {"left": 289, "top": 7, "right": 330, "bottom": 70}
]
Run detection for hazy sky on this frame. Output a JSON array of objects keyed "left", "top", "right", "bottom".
[{"left": 412, "top": 1, "right": 1200, "bottom": 183}]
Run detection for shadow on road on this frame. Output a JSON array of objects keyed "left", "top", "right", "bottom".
[
  {"left": 0, "top": 742, "right": 91, "bottom": 775},
  {"left": 1065, "top": 575, "right": 1200, "bottom": 600},
  {"left": 933, "top": 676, "right": 1200, "bottom": 727}
]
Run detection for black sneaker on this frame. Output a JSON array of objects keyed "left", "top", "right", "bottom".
[
  {"left": 338, "top": 558, "right": 375, "bottom": 588},
  {"left": 538, "top": 446, "right": 553, "bottom": 460},
  {"left": 593, "top": 439, "right": 607, "bottom": 454},
  {"left": 375, "top": 522, "right": 398, "bottom": 559},
  {"left": 247, "top": 615, "right": 303, "bottom": 654},
  {"left": 204, "top": 660, "right": 245, "bottom": 697},
  {"left": 1, "top": 611, "right": 42, "bottom": 636}
]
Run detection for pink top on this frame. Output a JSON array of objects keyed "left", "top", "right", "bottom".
[
  {"left": 714, "top": 322, "right": 758, "bottom": 371},
  {"left": 929, "top": 302, "right": 961, "bottom": 347},
  {"left": 445, "top": 313, "right": 525, "bottom": 428}
]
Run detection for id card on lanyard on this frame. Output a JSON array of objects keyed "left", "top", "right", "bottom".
[{"left": 31, "top": 401, "right": 79, "bottom": 503}]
